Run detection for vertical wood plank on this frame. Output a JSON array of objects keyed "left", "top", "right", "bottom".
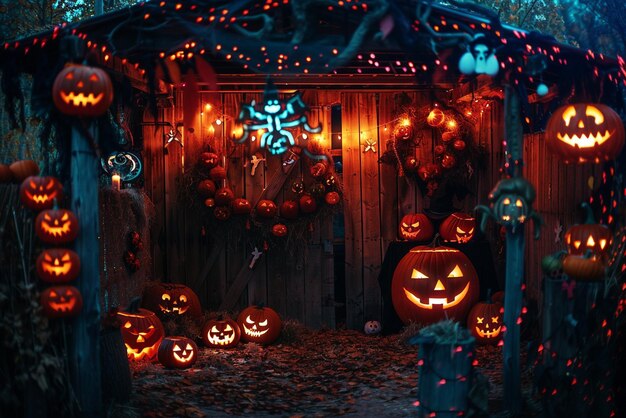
[
  {"left": 379, "top": 93, "right": 399, "bottom": 257},
  {"left": 341, "top": 92, "right": 364, "bottom": 329}
]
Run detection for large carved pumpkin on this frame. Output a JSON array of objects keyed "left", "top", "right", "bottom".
[
  {"left": 158, "top": 336, "right": 198, "bottom": 369},
  {"left": 398, "top": 213, "right": 434, "bottom": 241},
  {"left": 564, "top": 203, "right": 612, "bottom": 261},
  {"left": 118, "top": 308, "right": 165, "bottom": 361},
  {"left": 141, "top": 283, "right": 202, "bottom": 319},
  {"left": 35, "top": 208, "right": 79, "bottom": 244},
  {"left": 237, "top": 305, "right": 282, "bottom": 345},
  {"left": 40, "top": 285, "right": 83, "bottom": 318},
  {"left": 202, "top": 317, "right": 241, "bottom": 348},
  {"left": 52, "top": 64, "right": 113, "bottom": 117},
  {"left": 36, "top": 248, "right": 80, "bottom": 283},
  {"left": 545, "top": 103, "right": 625, "bottom": 163},
  {"left": 439, "top": 213, "right": 476, "bottom": 243},
  {"left": 19, "top": 176, "right": 63, "bottom": 211},
  {"left": 467, "top": 295, "right": 503, "bottom": 344},
  {"left": 391, "top": 245, "right": 479, "bottom": 325}
]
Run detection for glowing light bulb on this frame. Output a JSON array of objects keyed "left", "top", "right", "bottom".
[{"left": 215, "top": 118, "right": 222, "bottom": 125}]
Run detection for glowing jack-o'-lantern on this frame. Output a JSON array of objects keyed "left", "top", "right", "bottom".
[
  {"left": 427, "top": 108, "right": 445, "bottom": 127},
  {"left": 36, "top": 248, "right": 80, "bottom": 283},
  {"left": 398, "top": 213, "right": 434, "bottom": 241},
  {"left": 394, "top": 123, "right": 413, "bottom": 141},
  {"left": 467, "top": 294, "right": 503, "bottom": 344},
  {"left": 158, "top": 336, "right": 198, "bottom": 369},
  {"left": 118, "top": 308, "right": 165, "bottom": 361},
  {"left": 237, "top": 305, "right": 282, "bottom": 345},
  {"left": 256, "top": 199, "right": 278, "bottom": 218},
  {"left": 40, "top": 285, "right": 83, "bottom": 318},
  {"left": 391, "top": 245, "right": 479, "bottom": 325},
  {"left": 439, "top": 213, "right": 476, "bottom": 243},
  {"left": 141, "top": 283, "right": 202, "bottom": 319},
  {"left": 280, "top": 200, "right": 299, "bottom": 219},
  {"left": 35, "top": 208, "right": 79, "bottom": 244},
  {"left": 564, "top": 203, "right": 612, "bottom": 261},
  {"left": 545, "top": 103, "right": 625, "bottom": 163},
  {"left": 203, "top": 317, "right": 241, "bottom": 348},
  {"left": 52, "top": 64, "right": 113, "bottom": 117},
  {"left": 19, "top": 176, "right": 63, "bottom": 211},
  {"left": 231, "top": 198, "right": 252, "bottom": 215}
]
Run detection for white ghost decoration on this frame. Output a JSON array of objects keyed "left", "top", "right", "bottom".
[{"left": 459, "top": 34, "right": 499, "bottom": 76}]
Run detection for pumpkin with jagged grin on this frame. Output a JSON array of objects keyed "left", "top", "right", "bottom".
[
  {"left": 202, "top": 317, "right": 241, "bottom": 348},
  {"left": 36, "top": 248, "right": 80, "bottom": 283},
  {"left": 398, "top": 213, "right": 434, "bottom": 241},
  {"left": 391, "top": 245, "right": 479, "bottom": 324},
  {"left": 35, "top": 208, "right": 79, "bottom": 244},
  {"left": 20, "top": 176, "right": 63, "bottom": 211},
  {"left": 52, "top": 64, "right": 113, "bottom": 117},
  {"left": 141, "top": 283, "right": 202, "bottom": 319},
  {"left": 439, "top": 213, "right": 476, "bottom": 243},
  {"left": 40, "top": 285, "right": 83, "bottom": 318},
  {"left": 237, "top": 305, "right": 282, "bottom": 344},
  {"left": 118, "top": 308, "right": 165, "bottom": 361}
]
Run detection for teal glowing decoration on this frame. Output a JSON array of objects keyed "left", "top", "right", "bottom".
[{"left": 235, "top": 79, "right": 321, "bottom": 155}]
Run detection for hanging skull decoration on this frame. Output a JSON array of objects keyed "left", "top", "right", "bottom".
[
  {"left": 458, "top": 34, "right": 499, "bottom": 77},
  {"left": 476, "top": 177, "right": 542, "bottom": 238}
]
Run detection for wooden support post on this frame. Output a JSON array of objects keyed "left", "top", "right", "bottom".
[
  {"left": 69, "top": 122, "right": 102, "bottom": 417},
  {"left": 502, "top": 85, "right": 524, "bottom": 413}
]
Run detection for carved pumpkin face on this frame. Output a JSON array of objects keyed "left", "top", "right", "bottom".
[
  {"left": 35, "top": 208, "right": 79, "bottom": 244},
  {"left": 197, "top": 179, "right": 216, "bottom": 198},
  {"left": 237, "top": 305, "right": 282, "bottom": 345},
  {"left": 214, "top": 206, "right": 232, "bottom": 221},
  {"left": 141, "top": 283, "right": 202, "bottom": 319},
  {"left": 40, "top": 285, "right": 83, "bottom": 318},
  {"left": 439, "top": 213, "right": 476, "bottom": 243},
  {"left": 394, "top": 124, "right": 413, "bottom": 141},
  {"left": 565, "top": 224, "right": 612, "bottom": 261},
  {"left": 158, "top": 337, "right": 198, "bottom": 369},
  {"left": 391, "top": 246, "right": 479, "bottom": 325},
  {"left": 52, "top": 64, "right": 113, "bottom": 117},
  {"left": 199, "top": 152, "right": 219, "bottom": 169},
  {"left": 467, "top": 299, "right": 503, "bottom": 344},
  {"left": 256, "top": 199, "right": 278, "bottom": 218},
  {"left": 279, "top": 200, "right": 299, "bottom": 219},
  {"left": 214, "top": 187, "right": 235, "bottom": 206},
  {"left": 325, "top": 191, "right": 341, "bottom": 206},
  {"left": 231, "top": 198, "right": 251, "bottom": 215},
  {"left": 398, "top": 213, "right": 434, "bottom": 241},
  {"left": 19, "top": 176, "right": 63, "bottom": 211},
  {"left": 118, "top": 309, "right": 165, "bottom": 361},
  {"left": 271, "top": 223, "right": 288, "bottom": 237},
  {"left": 36, "top": 248, "right": 80, "bottom": 283},
  {"left": 299, "top": 194, "right": 317, "bottom": 214},
  {"left": 203, "top": 318, "right": 241, "bottom": 348},
  {"left": 546, "top": 103, "right": 625, "bottom": 163},
  {"left": 494, "top": 195, "right": 528, "bottom": 227}
]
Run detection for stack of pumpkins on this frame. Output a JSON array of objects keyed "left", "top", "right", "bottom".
[
  {"left": 117, "top": 282, "right": 283, "bottom": 369},
  {"left": 17, "top": 167, "right": 84, "bottom": 319}
]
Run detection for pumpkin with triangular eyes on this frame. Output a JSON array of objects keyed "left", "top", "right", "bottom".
[
  {"left": 391, "top": 245, "right": 479, "bottom": 325},
  {"left": 564, "top": 203, "right": 612, "bottom": 261},
  {"left": 202, "top": 317, "right": 241, "bottom": 348},
  {"left": 35, "top": 208, "right": 79, "bottom": 245},
  {"left": 52, "top": 64, "right": 113, "bottom": 117},
  {"left": 231, "top": 198, "right": 252, "bottom": 215},
  {"left": 118, "top": 308, "right": 165, "bottom": 361},
  {"left": 398, "top": 213, "right": 434, "bottom": 241},
  {"left": 20, "top": 176, "right": 63, "bottom": 211},
  {"left": 256, "top": 199, "right": 278, "bottom": 219},
  {"left": 545, "top": 103, "right": 625, "bottom": 163},
  {"left": 141, "top": 283, "right": 202, "bottom": 319},
  {"left": 237, "top": 305, "right": 282, "bottom": 345},
  {"left": 158, "top": 336, "right": 198, "bottom": 369},
  {"left": 36, "top": 248, "right": 80, "bottom": 283},
  {"left": 467, "top": 296, "right": 503, "bottom": 344},
  {"left": 439, "top": 213, "right": 476, "bottom": 243},
  {"left": 40, "top": 286, "right": 83, "bottom": 318}
]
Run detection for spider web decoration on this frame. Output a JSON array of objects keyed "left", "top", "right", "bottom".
[{"left": 235, "top": 78, "right": 321, "bottom": 155}]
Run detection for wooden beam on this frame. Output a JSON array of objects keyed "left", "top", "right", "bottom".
[{"left": 69, "top": 121, "right": 102, "bottom": 417}]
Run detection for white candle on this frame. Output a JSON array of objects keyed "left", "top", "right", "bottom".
[{"left": 111, "top": 174, "right": 121, "bottom": 191}]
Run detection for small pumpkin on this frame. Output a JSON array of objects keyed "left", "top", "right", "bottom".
[
  {"left": 231, "top": 198, "right": 252, "bottom": 215},
  {"left": 36, "top": 248, "right": 80, "bottom": 283},
  {"left": 202, "top": 317, "right": 241, "bottom": 348},
  {"left": 467, "top": 292, "right": 504, "bottom": 344},
  {"left": 214, "top": 187, "right": 235, "bottom": 206},
  {"left": 141, "top": 283, "right": 202, "bottom": 319},
  {"left": 35, "top": 208, "right": 79, "bottom": 245},
  {"left": 237, "top": 305, "right": 282, "bottom": 345},
  {"left": 52, "top": 63, "right": 113, "bottom": 117},
  {"left": 199, "top": 152, "right": 219, "bottom": 169},
  {"left": 299, "top": 194, "right": 317, "bottom": 214},
  {"left": 271, "top": 223, "right": 288, "bottom": 237},
  {"left": 118, "top": 308, "right": 165, "bottom": 361},
  {"left": 439, "top": 213, "right": 475, "bottom": 243},
  {"left": 214, "top": 206, "right": 232, "bottom": 221},
  {"left": 40, "top": 285, "right": 83, "bottom": 318},
  {"left": 256, "top": 199, "right": 278, "bottom": 218},
  {"left": 398, "top": 213, "right": 434, "bottom": 241},
  {"left": 545, "top": 103, "right": 625, "bottom": 163},
  {"left": 324, "top": 191, "right": 341, "bottom": 206},
  {"left": 158, "top": 336, "right": 198, "bottom": 369},
  {"left": 394, "top": 124, "right": 413, "bottom": 141},
  {"left": 209, "top": 166, "right": 227, "bottom": 182},
  {"left": 280, "top": 200, "right": 299, "bottom": 219},
  {"left": 562, "top": 252, "right": 605, "bottom": 281},
  {"left": 9, "top": 160, "right": 40, "bottom": 182},
  {"left": 20, "top": 176, "right": 64, "bottom": 211},
  {"left": 197, "top": 179, "right": 216, "bottom": 198},
  {"left": 564, "top": 203, "right": 612, "bottom": 261},
  {"left": 427, "top": 109, "right": 445, "bottom": 127},
  {"left": 310, "top": 162, "right": 328, "bottom": 178}
]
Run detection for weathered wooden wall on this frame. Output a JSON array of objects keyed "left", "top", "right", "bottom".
[{"left": 142, "top": 88, "right": 599, "bottom": 330}]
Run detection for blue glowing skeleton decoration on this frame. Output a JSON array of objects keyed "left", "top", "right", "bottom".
[{"left": 235, "top": 80, "right": 321, "bottom": 155}]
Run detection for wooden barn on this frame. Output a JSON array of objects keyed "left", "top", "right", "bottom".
[{"left": 1, "top": 1, "right": 625, "bottom": 417}]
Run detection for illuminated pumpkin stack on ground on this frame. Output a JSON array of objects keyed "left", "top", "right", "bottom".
[
  {"left": 118, "top": 308, "right": 165, "bottom": 362},
  {"left": 202, "top": 316, "right": 241, "bottom": 349},
  {"left": 391, "top": 243, "right": 479, "bottom": 325},
  {"left": 141, "top": 283, "right": 202, "bottom": 320}
]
